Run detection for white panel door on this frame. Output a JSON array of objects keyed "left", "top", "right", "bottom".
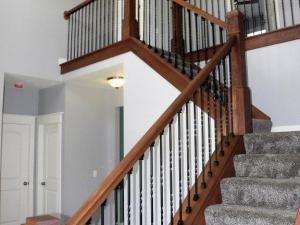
[
  {"left": 37, "top": 113, "right": 62, "bottom": 215},
  {"left": 0, "top": 115, "right": 35, "bottom": 225}
]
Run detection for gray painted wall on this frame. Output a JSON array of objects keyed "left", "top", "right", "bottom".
[
  {"left": 62, "top": 83, "right": 123, "bottom": 216},
  {"left": 3, "top": 83, "right": 39, "bottom": 116},
  {"left": 39, "top": 84, "right": 65, "bottom": 115}
]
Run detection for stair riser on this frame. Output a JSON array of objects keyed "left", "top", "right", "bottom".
[
  {"left": 221, "top": 179, "right": 300, "bottom": 210},
  {"left": 244, "top": 132, "right": 300, "bottom": 154},
  {"left": 234, "top": 155, "right": 300, "bottom": 179},
  {"left": 252, "top": 119, "right": 272, "bottom": 133}
]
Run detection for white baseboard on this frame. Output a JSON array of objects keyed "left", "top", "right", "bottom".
[{"left": 271, "top": 125, "right": 300, "bottom": 132}]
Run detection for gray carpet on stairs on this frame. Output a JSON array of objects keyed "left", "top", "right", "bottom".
[{"left": 205, "top": 119, "right": 300, "bottom": 225}]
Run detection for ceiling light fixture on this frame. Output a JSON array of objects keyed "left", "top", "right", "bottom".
[{"left": 107, "top": 76, "right": 124, "bottom": 89}]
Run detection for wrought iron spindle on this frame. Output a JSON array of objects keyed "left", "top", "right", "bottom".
[
  {"left": 127, "top": 170, "right": 132, "bottom": 225},
  {"left": 185, "top": 102, "right": 192, "bottom": 214},
  {"left": 150, "top": 143, "right": 155, "bottom": 225},
  {"left": 193, "top": 91, "right": 200, "bottom": 201},
  {"left": 161, "top": 0, "right": 164, "bottom": 57},
  {"left": 159, "top": 133, "right": 164, "bottom": 225},
  {"left": 200, "top": 87, "right": 206, "bottom": 189},
  {"left": 139, "top": 155, "right": 144, "bottom": 225},
  {"left": 115, "top": 186, "right": 119, "bottom": 225},
  {"left": 154, "top": 0, "right": 158, "bottom": 52},
  {"left": 101, "top": 201, "right": 106, "bottom": 225},
  {"left": 169, "top": 121, "right": 174, "bottom": 225},
  {"left": 177, "top": 110, "right": 184, "bottom": 225}
]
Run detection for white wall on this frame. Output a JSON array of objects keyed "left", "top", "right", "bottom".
[
  {"left": 62, "top": 82, "right": 123, "bottom": 216},
  {"left": 247, "top": 39, "right": 300, "bottom": 131},
  {"left": 0, "top": 0, "right": 80, "bottom": 81}
]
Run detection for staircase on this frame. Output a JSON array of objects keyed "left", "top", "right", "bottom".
[
  {"left": 54, "top": 0, "right": 300, "bottom": 225},
  {"left": 205, "top": 120, "right": 300, "bottom": 225}
]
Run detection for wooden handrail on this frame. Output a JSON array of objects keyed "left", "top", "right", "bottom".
[
  {"left": 64, "top": 0, "right": 94, "bottom": 19},
  {"left": 172, "top": 0, "right": 228, "bottom": 30},
  {"left": 66, "top": 36, "right": 236, "bottom": 225},
  {"left": 295, "top": 208, "right": 300, "bottom": 225}
]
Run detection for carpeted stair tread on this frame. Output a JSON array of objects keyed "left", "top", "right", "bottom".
[
  {"left": 252, "top": 119, "right": 272, "bottom": 133},
  {"left": 221, "top": 177, "right": 300, "bottom": 210},
  {"left": 205, "top": 204, "right": 297, "bottom": 225},
  {"left": 234, "top": 153, "right": 300, "bottom": 178},
  {"left": 244, "top": 131, "right": 300, "bottom": 154}
]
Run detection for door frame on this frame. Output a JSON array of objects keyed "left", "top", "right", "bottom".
[
  {"left": 36, "top": 112, "right": 63, "bottom": 215},
  {"left": 1, "top": 114, "right": 36, "bottom": 219}
]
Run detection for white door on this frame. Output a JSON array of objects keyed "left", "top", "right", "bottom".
[
  {"left": 0, "top": 115, "right": 35, "bottom": 225},
  {"left": 37, "top": 113, "right": 63, "bottom": 215}
]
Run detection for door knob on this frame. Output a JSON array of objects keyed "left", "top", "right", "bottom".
[
  {"left": 41, "top": 181, "right": 46, "bottom": 186},
  {"left": 23, "top": 181, "right": 29, "bottom": 186}
]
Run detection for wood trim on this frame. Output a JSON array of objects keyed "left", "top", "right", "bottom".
[
  {"left": 172, "top": 135, "right": 245, "bottom": 225},
  {"left": 64, "top": 0, "right": 94, "bottom": 19},
  {"left": 172, "top": 0, "right": 228, "bottom": 30},
  {"left": 252, "top": 105, "right": 271, "bottom": 120},
  {"left": 60, "top": 39, "right": 132, "bottom": 74},
  {"left": 187, "top": 24, "right": 300, "bottom": 63},
  {"left": 295, "top": 208, "right": 300, "bottom": 225},
  {"left": 65, "top": 37, "right": 235, "bottom": 225},
  {"left": 245, "top": 24, "right": 300, "bottom": 50}
]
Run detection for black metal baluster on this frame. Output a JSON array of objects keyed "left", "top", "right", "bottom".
[
  {"left": 290, "top": 0, "right": 295, "bottom": 25},
  {"left": 188, "top": 9, "right": 193, "bottom": 78},
  {"left": 112, "top": 0, "right": 115, "bottom": 43},
  {"left": 161, "top": 0, "right": 164, "bottom": 57},
  {"left": 67, "top": 18, "right": 71, "bottom": 60},
  {"left": 169, "top": 121, "right": 174, "bottom": 225},
  {"left": 206, "top": 75, "right": 213, "bottom": 177},
  {"left": 167, "top": 0, "right": 172, "bottom": 62},
  {"left": 104, "top": 0, "right": 107, "bottom": 46},
  {"left": 228, "top": 54, "right": 234, "bottom": 136},
  {"left": 182, "top": 7, "right": 186, "bottom": 74},
  {"left": 282, "top": 0, "right": 286, "bottom": 27},
  {"left": 101, "top": 201, "right": 106, "bottom": 225},
  {"left": 76, "top": 10, "right": 80, "bottom": 58},
  {"left": 257, "top": 0, "right": 264, "bottom": 34},
  {"left": 217, "top": 60, "right": 224, "bottom": 156},
  {"left": 185, "top": 102, "right": 192, "bottom": 213},
  {"left": 177, "top": 110, "right": 184, "bottom": 225},
  {"left": 154, "top": 0, "right": 158, "bottom": 52},
  {"left": 211, "top": 22, "right": 218, "bottom": 166},
  {"left": 127, "top": 170, "right": 132, "bottom": 225},
  {"left": 81, "top": 8, "right": 84, "bottom": 57},
  {"left": 115, "top": 186, "right": 119, "bottom": 225},
  {"left": 91, "top": 2, "right": 95, "bottom": 52},
  {"left": 143, "top": 0, "right": 146, "bottom": 43},
  {"left": 265, "top": 0, "right": 270, "bottom": 32},
  {"left": 193, "top": 91, "right": 200, "bottom": 201},
  {"left": 139, "top": 155, "right": 144, "bottom": 225},
  {"left": 150, "top": 143, "right": 155, "bottom": 225},
  {"left": 159, "top": 133, "right": 164, "bottom": 225},
  {"left": 70, "top": 14, "right": 74, "bottom": 60},
  {"left": 148, "top": 0, "right": 152, "bottom": 48},
  {"left": 101, "top": 0, "right": 104, "bottom": 48},
  {"left": 200, "top": 87, "right": 206, "bottom": 189},
  {"left": 250, "top": 0, "right": 256, "bottom": 34},
  {"left": 88, "top": 4, "right": 91, "bottom": 53},
  {"left": 273, "top": 1, "right": 278, "bottom": 30}
]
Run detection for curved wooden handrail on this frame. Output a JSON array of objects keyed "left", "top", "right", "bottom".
[
  {"left": 64, "top": 0, "right": 94, "bottom": 19},
  {"left": 172, "top": 0, "right": 228, "bottom": 30},
  {"left": 66, "top": 36, "right": 236, "bottom": 225},
  {"left": 295, "top": 208, "right": 300, "bottom": 225}
]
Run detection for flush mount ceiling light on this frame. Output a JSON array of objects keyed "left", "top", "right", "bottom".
[{"left": 107, "top": 76, "right": 124, "bottom": 89}]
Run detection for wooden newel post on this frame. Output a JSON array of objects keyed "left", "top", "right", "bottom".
[
  {"left": 171, "top": 2, "right": 184, "bottom": 55},
  {"left": 122, "top": 0, "right": 139, "bottom": 39},
  {"left": 226, "top": 10, "right": 253, "bottom": 135}
]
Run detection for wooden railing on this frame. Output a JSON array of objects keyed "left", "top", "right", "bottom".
[
  {"left": 296, "top": 208, "right": 300, "bottom": 225},
  {"left": 62, "top": 1, "right": 252, "bottom": 224}
]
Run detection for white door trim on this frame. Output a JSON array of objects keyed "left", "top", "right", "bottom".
[
  {"left": 36, "top": 112, "right": 63, "bottom": 215},
  {"left": 2, "top": 114, "right": 36, "bottom": 219}
]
